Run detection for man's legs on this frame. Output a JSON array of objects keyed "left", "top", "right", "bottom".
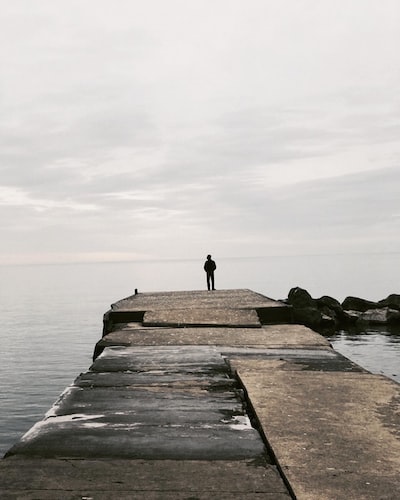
[{"left": 206, "top": 273, "right": 211, "bottom": 290}]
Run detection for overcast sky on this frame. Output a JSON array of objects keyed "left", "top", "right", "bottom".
[{"left": 1, "top": 0, "right": 399, "bottom": 265}]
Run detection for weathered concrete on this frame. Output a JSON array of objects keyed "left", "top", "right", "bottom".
[
  {"left": 233, "top": 360, "right": 400, "bottom": 500},
  {"left": 0, "top": 458, "right": 291, "bottom": 499},
  {"left": 104, "top": 289, "right": 292, "bottom": 334},
  {"left": 226, "top": 347, "right": 366, "bottom": 372},
  {"left": 96, "top": 323, "right": 329, "bottom": 349},
  {"left": 5, "top": 346, "right": 266, "bottom": 461},
  {"left": 143, "top": 307, "right": 261, "bottom": 327},
  {"left": 2, "top": 289, "right": 399, "bottom": 499},
  {"left": 110, "top": 289, "right": 283, "bottom": 312}
]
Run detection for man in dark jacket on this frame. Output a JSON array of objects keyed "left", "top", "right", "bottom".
[{"left": 204, "top": 254, "right": 216, "bottom": 290}]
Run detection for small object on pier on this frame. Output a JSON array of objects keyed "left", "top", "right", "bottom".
[{"left": 135, "top": 288, "right": 138, "bottom": 295}]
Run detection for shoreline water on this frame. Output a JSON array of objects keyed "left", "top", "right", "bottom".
[{"left": 328, "top": 327, "right": 400, "bottom": 383}]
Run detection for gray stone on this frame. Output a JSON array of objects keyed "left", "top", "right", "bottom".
[{"left": 359, "top": 307, "right": 400, "bottom": 324}]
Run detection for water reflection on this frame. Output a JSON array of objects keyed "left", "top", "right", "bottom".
[{"left": 328, "top": 326, "right": 400, "bottom": 382}]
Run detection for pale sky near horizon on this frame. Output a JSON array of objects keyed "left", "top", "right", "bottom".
[{"left": 1, "top": 0, "right": 399, "bottom": 265}]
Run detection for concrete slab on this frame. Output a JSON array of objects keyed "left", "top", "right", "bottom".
[
  {"left": 0, "top": 459, "right": 291, "bottom": 499},
  {"left": 74, "top": 371, "right": 236, "bottom": 390},
  {"left": 143, "top": 307, "right": 261, "bottom": 327},
  {"left": 47, "top": 387, "right": 244, "bottom": 415},
  {"left": 110, "top": 289, "right": 281, "bottom": 312},
  {"left": 234, "top": 360, "right": 400, "bottom": 500},
  {"left": 6, "top": 421, "right": 266, "bottom": 460},
  {"left": 0, "top": 492, "right": 290, "bottom": 500},
  {"left": 6, "top": 344, "right": 267, "bottom": 463},
  {"left": 89, "top": 346, "right": 234, "bottom": 379},
  {"left": 227, "top": 347, "right": 365, "bottom": 372},
  {"left": 97, "top": 323, "right": 329, "bottom": 349},
  {"left": 104, "top": 289, "right": 292, "bottom": 333}
]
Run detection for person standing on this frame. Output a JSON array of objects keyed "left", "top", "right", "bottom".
[{"left": 204, "top": 254, "right": 216, "bottom": 290}]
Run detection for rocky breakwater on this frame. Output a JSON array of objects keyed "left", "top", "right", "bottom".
[{"left": 285, "top": 286, "right": 400, "bottom": 332}]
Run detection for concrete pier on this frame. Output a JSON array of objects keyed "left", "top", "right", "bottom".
[{"left": 1, "top": 289, "right": 399, "bottom": 499}]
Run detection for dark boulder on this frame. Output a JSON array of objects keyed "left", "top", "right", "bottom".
[
  {"left": 378, "top": 294, "right": 400, "bottom": 310},
  {"left": 342, "top": 296, "right": 379, "bottom": 312},
  {"left": 316, "top": 296, "right": 344, "bottom": 322},
  {"left": 287, "top": 287, "right": 316, "bottom": 308},
  {"left": 292, "top": 307, "right": 325, "bottom": 330},
  {"left": 317, "top": 295, "right": 342, "bottom": 313},
  {"left": 287, "top": 288, "right": 337, "bottom": 332},
  {"left": 286, "top": 288, "right": 400, "bottom": 329}
]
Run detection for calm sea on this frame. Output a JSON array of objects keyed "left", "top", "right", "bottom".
[{"left": 1, "top": 254, "right": 399, "bottom": 456}]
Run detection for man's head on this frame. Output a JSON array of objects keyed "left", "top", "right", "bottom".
[{"left": 207, "top": 254, "right": 211, "bottom": 260}]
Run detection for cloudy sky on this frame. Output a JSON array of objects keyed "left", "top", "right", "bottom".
[{"left": 1, "top": 0, "right": 399, "bottom": 265}]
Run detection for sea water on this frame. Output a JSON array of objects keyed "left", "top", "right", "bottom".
[{"left": 1, "top": 254, "right": 399, "bottom": 456}]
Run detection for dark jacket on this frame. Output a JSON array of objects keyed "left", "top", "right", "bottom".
[{"left": 204, "top": 259, "right": 216, "bottom": 273}]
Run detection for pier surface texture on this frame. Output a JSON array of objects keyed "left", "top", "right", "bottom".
[{"left": 1, "top": 289, "right": 399, "bottom": 499}]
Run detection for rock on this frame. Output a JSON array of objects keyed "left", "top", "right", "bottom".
[
  {"left": 378, "top": 294, "right": 400, "bottom": 310},
  {"left": 292, "top": 307, "right": 324, "bottom": 329},
  {"left": 317, "top": 295, "right": 343, "bottom": 312},
  {"left": 287, "top": 289, "right": 339, "bottom": 331},
  {"left": 286, "top": 288, "right": 400, "bottom": 330},
  {"left": 320, "top": 313, "right": 337, "bottom": 329},
  {"left": 316, "top": 296, "right": 344, "bottom": 324},
  {"left": 359, "top": 307, "right": 400, "bottom": 324},
  {"left": 341, "top": 310, "right": 360, "bottom": 324},
  {"left": 287, "top": 287, "right": 316, "bottom": 308},
  {"left": 342, "top": 296, "right": 379, "bottom": 312}
]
